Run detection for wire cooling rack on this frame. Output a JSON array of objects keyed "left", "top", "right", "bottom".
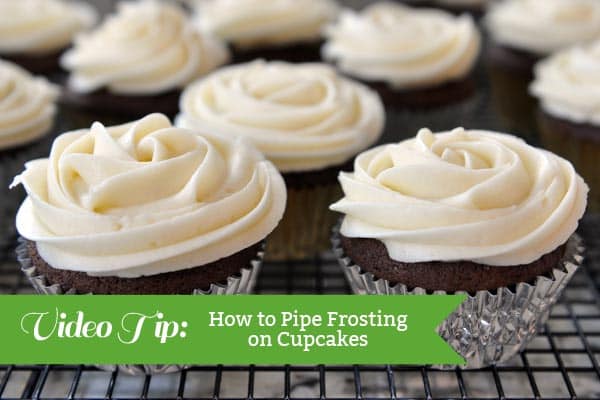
[{"left": 0, "top": 215, "right": 598, "bottom": 400}]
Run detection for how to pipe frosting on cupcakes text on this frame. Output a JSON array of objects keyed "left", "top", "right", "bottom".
[{"left": 209, "top": 310, "right": 408, "bottom": 352}]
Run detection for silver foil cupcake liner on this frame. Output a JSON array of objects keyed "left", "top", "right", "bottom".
[
  {"left": 16, "top": 238, "right": 263, "bottom": 375},
  {"left": 332, "top": 229, "right": 584, "bottom": 369}
]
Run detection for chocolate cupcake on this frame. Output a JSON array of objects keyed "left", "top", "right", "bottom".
[
  {"left": 530, "top": 39, "right": 600, "bottom": 212},
  {"left": 193, "top": 0, "right": 339, "bottom": 63},
  {"left": 59, "top": 0, "right": 229, "bottom": 125},
  {"left": 0, "top": 0, "right": 96, "bottom": 75},
  {"left": 331, "top": 127, "right": 588, "bottom": 368},
  {"left": 485, "top": 0, "right": 600, "bottom": 136},
  {"left": 12, "top": 113, "right": 286, "bottom": 295},
  {"left": 322, "top": 2, "right": 481, "bottom": 110},
  {"left": 177, "top": 60, "right": 384, "bottom": 260},
  {"left": 0, "top": 60, "right": 59, "bottom": 151}
]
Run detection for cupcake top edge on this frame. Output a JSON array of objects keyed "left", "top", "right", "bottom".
[
  {"left": 330, "top": 127, "right": 589, "bottom": 267},
  {"left": 12, "top": 113, "right": 287, "bottom": 278},
  {"left": 60, "top": 0, "right": 230, "bottom": 96},
  {"left": 485, "top": 0, "right": 600, "bottom": 55},
  {"left": 530, "top": 39, "right": 600, "bottom": 127},
  {"left": 194, "top": 0, "right": 340, "bottom": 49},
  {"left": 0, "top": 0, "right": 97, "bottom": 55},
  {"left": 0, "top": 60, "right": 59, "bottom": 150},
  {"left": 176, "top": 60, "right": 385, "bottom": 173},
  {"left": 321, "top": 2, "right": 481, "bottom": 89}
]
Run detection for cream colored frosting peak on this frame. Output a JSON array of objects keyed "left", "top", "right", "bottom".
[
  {"left": 530, "top": 40, "right": 600, "bottom": 126},
  {"left": 61, "top": 0, "right": 229, "bottom": 95},
  {"left": 0, "top": 60, "right": 59, "bottom": 150},
  {"left": 177, "top": 61, "right": 385, "bottom": 173},
  {"left": 13, "top": 113, "right": 286, "bottom": 277},
  {"left": 486, "top": 0, "right": 600, "bottom": 54},
  {"left": 194, "top": 0, "right": 339, "bottom": 49},
  {"left": 322, "top": 2, "right": 481, "bottom": 89},
  {"left": 331, "top": 128, "right": 588, "bottom": 266},
  {"left": 0, "top": 0, "right": 96, "bottom": 55}
]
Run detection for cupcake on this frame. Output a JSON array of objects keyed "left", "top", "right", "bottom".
[
  {"left": 0, "top": 60, "right": 59, "bottom": 151},
  {"left": 0, "top": 0, "right": 96, "bottom": 75},
  {"left": 59, "top": 0, "right": 229, "bottom": 125},
  {"left": 485, "top": 0, "right": 600, "bottom": 136},
  {"left": 177, "top": 60, "right": 384, "bottom": 260},
  {"left": 530, "top": 39, "right": 600, "bottom": 212},
  {"left": 12, "top": 113, "right": 286, "bottom": 295},
  {"left": 0, "top": 60, "right": 59, "bottom": 252},
  {"left": 322, "top": 2, "right": 481, "bottom": 109},
  {"left": 331, "top": 127, "right": 588, "bottom": 368},
  {"left": 193, "top": 0, "right": 339, "bottom": 63}
]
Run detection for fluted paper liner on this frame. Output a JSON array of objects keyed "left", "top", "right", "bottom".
[
  {"left": 16, "top": 237, "right": 263, "bottom": 375},
  {"left": 332, "top": 228, "right": 583, "bottom": 369}
]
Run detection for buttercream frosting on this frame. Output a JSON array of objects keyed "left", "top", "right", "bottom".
[
  {"left": 530, "top": 39, "right": 600, "bottom": 127},
  {"left": 331, "top": 128, "right": 588, "bottom": 266},
  {"left": 322, "top": 2, "right": 481, "bottom": 89},
  {"left": 0, "top": 60, "right": 59, "bottom": 150},
  {"left": 176, "top": 60, "right": 385, "bottom": 173},
  {"left": 194, "top": 0, "right": 339, "bottom": 49},
  {"left": 61, "top": 0, "right": 229, "bottom": 95},
  {"left": 0, "top": 0, "right": 96, "bottom": 55},
  {"left": 13, "top": 113, "right": 286, "bottom": 278},
  {"left": 486, "top": 0, "right": 600, "bottom": 54}
]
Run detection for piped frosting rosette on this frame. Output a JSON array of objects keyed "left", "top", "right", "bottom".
[
  {"left": 331, "top": 128, "right": 588, "bottom": 266},
  {"left": 13, "top": 114, "right": 286, "bottom": 278},
  {"left": 194, "top": 0, "right": 339, "bottom": 49},
  {"left": 530, "top": 39, "right": 600, "bottom": 126},
  {"left": 0, "top": 0, "right": 96, "bottom": 55},
  {"left": 486, "top": 0, "right": 600, "bottom": 54},
  {"left": 0, "top": 61, "right": 59, "bottom": 150},
  {"left": 61, "top": 0, "right": 229, "bottom": 95},
  {"left": 322, "top": 2, "right": 481, "bottom": 89},
  {"left": 177, "top": 61, "right": 384, "bottom": 173}
]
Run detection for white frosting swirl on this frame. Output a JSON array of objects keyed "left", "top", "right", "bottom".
[
  {"left": 61, "top": 0, "right": 229, "bottom": 95},
  {"left": 486, "top": 0, "right": 600, "bottom": 54},
  {"left": 322, "top": 2, "right": 481, "bottom": 89},
  {"left": 331, "top": 128, "right": 588, "bottom": 266},
  {"left": 530, "top": 40, "right": 600, "bottom": 127},
  {"left": 0, "top": 0, "right": 96, "bottom": 55},
  {"left": 0, "top": 61, "right": 59, "bottom": 150},
  {"left": 13, "top": 113, "right": 286, "bottom": 278},
  {"left": 176, "top": 61, "right": 385, "bottom": 173},
  {"left": 194, "top": 0, "right": 339, "bottom": 49}
]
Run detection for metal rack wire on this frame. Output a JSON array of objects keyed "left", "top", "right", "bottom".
[{"left": 0, "top": 214, "right": 599, "bottom": 399}]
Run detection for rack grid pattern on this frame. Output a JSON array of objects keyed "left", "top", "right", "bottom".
[{"left": 0, "top": 215, "right": 599, "bottom": 400}]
